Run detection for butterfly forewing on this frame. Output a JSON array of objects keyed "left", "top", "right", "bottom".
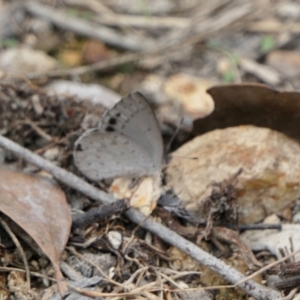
[
  {"left": 73, "top": 129, "right": 155, "bottom": 180},
  {"left": 99, "top": 92, "right": 164, "bottom": 171}
]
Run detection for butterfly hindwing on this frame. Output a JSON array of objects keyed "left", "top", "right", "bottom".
[{"left": 73, "top": 129, "right": 155, "bottom": 180}]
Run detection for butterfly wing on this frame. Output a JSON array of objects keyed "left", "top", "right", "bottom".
[
  {"left": 73, "top": 129, "right": 155, "bottom": 180},
  {"left": 99, "top": 92, "right": 163, "bottom": 174}
]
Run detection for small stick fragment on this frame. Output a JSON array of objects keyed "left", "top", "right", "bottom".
[
  {"left": 0, "top": 217, "right": 31, "bottom": 289},
  {"left": 72, "top": 199, "right": 129, "bottom": 229},
  {"left": 17, "top": 118, "right": 53, "bottom": 142}
]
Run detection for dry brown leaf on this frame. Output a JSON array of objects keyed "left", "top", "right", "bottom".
[
  {"left": 0, "top": 167, "right": 71, "bottom": 296},
  {"left": 193, "top": 83, "right": 300, "bottom": 140},
  {"left": 82, "top": 39, "right": 113, "bottom": 64}
]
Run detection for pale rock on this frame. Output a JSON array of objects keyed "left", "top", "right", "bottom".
[
  {"left": 110, "top": 175, "right": 161, "bottom": 216},
  {"left": 43, "top": 147, "right": 60, "bottom": 161},
  {"left": 180, "top": 289, "right": 213, "bottom": 300},
  {"left": 107, "top": 231, "right": 122, "bottom": 250},
  {"left": 0, "top": 47, "right": 58, "bottom": 77},
  {"left": 293, "top": 211, "right": 300, "bottom": 223},
  {"left": 263, "top": 214, "right": 280, "bottom": 224},
  {"left": 166, "top": 125, "right": 300, "bottom": 224},
  {"left": 164, "top": 73, "right": 215, "bottom": 118},
  {"left": 46, "top": 80, "right": 120, "bottom": 108},
  {"left": 241, "top": 224, "right": 300, "bottom": 261}
]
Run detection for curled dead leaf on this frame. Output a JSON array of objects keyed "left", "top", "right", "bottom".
[
  {"left": 194, "top": 83, "right": 300, "bottom": 141},
  {"left": 0, "top": 167, "right": 71, "bottom": 296}
]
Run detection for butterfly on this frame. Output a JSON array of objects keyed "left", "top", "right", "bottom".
[{"left": 73, "top": 92, "right": 164, "bottom": 181}]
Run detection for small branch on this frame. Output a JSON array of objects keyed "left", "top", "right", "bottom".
[
  {"left": 72, "top": 199, "right": 129, "bottom": 229},
  {"left": 17, "top": 3, "right": 255, "bottom": 82},
  {"left": 26, "top": 52, "right": 144, "bottom": 79},
  {"left": 17, "top": 118, "right": 53, "bottom": 142},
  {"left": 92, "top": 14, "right": 190, "bottom": 29},
  {"left": 24, "top": 2, "right": 155, "bottom": 52},
  {"left": 0, "top": 135, "right": 281, "bottom": 300},
  {"left": 0, "top": 266, "right": 55, "bottom": 281}
]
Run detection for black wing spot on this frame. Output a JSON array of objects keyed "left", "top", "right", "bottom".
[
  {"left": 116, "top": 112, "right": 121, "bottom": 117},
  {"left": 108, "top": 117, "right": 117, "bottom": 125},
  {"left": 75, "top": 144, "right": 83, "bottom": 151},
  {"left": 106, "top": 126, "right": 115, "bottom": 132}
]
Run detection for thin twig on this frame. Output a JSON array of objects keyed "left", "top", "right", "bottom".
[
  {"left": 0, "top": 266, "right": 55, "bottom": 281},
  {"left": 24, "top": 2, "right": 155, "bottom": 52},
  {"left": 62, "top": 0, "right": 139, "bottom": 36},
  {"left": 16, "top": 118, "right": 53, "bottom": 142},
  {"left": 0, "top": 217, "right": 31, "bottom": 289},
  {"left": 0, "top": 135, "right": 281, "bottom": 300},
  {"left": 72, "top": 199, "right": 129, "bottom": 229},
  {"left": 92, "top": 14, "right": 190, "bottom": 29},
  {"left": 23, "top": 3, "right": 255, "bottom": 80},
  {"left": 26, "top": 52, "right": 144, "bottom": 79},
  {"left": 63, "top": 0, "right": 114, "bottom": 14},
  {"left": 281, "top": 288, "right": 298, "bottom": 300},
  {"left": 67, "top": 246, "right": 126, "bottom": 289}
]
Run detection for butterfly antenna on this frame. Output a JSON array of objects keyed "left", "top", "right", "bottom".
[{"left": 165, "top": 118, "right": 184, "bottom": 155}]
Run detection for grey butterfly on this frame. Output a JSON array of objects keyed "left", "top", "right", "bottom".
[{"left": 73, "top": 92, "right": 164, "bottom": 181}]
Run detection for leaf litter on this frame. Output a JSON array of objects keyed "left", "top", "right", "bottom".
[
  {"left": 0, "top": 82, "right": 107, "bottom": 298},
  {"left": 0, "top": 80, "right": 289, "bottom": 300},
  {"left": 3, "top": 0, "right": 300, "bottom": 299}
]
